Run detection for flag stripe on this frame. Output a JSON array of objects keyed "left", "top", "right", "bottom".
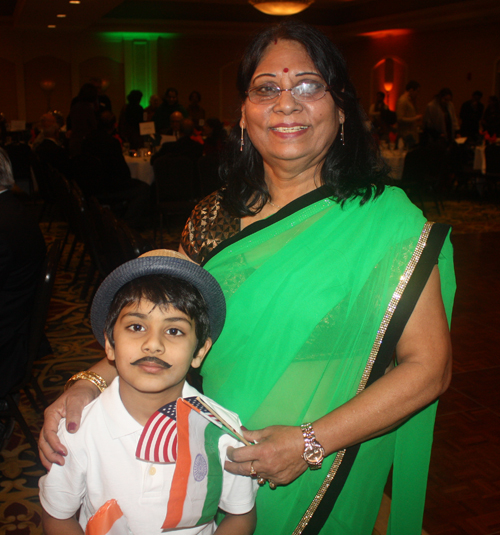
[
  {"left": 197, "top": 422, "right": 223, "bottom": 526},
  {"left": 162, "top": 401, "right": 192, "bottom": 528},
  {"left": 85, "top": 499, "right": 124, "bottom": 535}
]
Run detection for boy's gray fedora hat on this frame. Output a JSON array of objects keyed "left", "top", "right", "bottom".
[{"left": 90, "top": 250, "right": 226, "bottom": 347}]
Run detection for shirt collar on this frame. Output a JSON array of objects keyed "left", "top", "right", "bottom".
[{"left": 101, "top": 378, "right": 201, "bottom": 439}]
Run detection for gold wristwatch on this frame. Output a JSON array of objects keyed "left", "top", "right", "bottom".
[{"left": 300, "top": 423, "right": 325, "bottom": 470}]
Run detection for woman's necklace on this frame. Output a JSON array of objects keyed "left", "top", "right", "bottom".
[{"left": 268, "top": 199, "right": 282, "bottom": 209}]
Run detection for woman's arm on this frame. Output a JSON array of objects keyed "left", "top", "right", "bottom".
[
  {"left": 215, "top": 507, "right": 256, "bottom": 535},
  {"left": 39, "top": 358, "right": 117, "bottom": 469},
  {"left": 42, "top": 510, "right": 84, "bottom": 535},
  {"left": 226, "top": 266, "right": 452, "bottom": 485}
]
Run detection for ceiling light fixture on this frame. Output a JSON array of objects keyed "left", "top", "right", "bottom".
[
  {"left": 249, "top": 0, "right": 314, "bottom": 16},
  {"left": 57, "top": 14, "right": 67, "bottom": 17},
  {"left": 47, "top": 24, "right": 56, "bottom": 28},
  {"left": 69, "top": 1, "right": 81, "bottom": 4}
]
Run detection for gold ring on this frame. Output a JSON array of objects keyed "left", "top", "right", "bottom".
[
  {"left": 257, "top": 476, "right": 266, "bottom": 486},
  {"left": 250, "top": 462, "right": 257, "bottom": 478},
  {"left": 269, "top": 481, "right": 277, "bottom": 490}
]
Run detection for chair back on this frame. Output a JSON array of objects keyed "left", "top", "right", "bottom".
[
  {"left": 9, "top": 239, "right": 62, "bottom": 393},
  {"left": 485, "top": 144, "right": 500, "bottom": 174},
  {"left": 153, "top": 154, "right": 195, "bottom": 202},
  {"left": 198, "top": 153, "right": 222, "bottom": 197}
]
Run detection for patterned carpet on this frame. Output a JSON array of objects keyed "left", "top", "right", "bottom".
[{"left": 0, "top": 195, "right": 499, "bottom": 535}]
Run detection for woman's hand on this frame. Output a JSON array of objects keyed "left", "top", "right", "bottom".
[
  {"left": 225, "top": 425, "right": 308, "bottom": 487},
  {"left": 38, "top": 380, "right": 100, "bottom": 470}
]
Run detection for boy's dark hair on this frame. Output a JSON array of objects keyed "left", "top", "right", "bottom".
[{"left": 104, "top": 274, "right": 211, "bottom": 355}]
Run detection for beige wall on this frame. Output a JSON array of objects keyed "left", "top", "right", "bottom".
[{"left": 0, "top": 22, "right": 499, "bottom": 126}]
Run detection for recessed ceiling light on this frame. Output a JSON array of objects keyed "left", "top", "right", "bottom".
[
  {"left": 48, "top": 24, "right": 56, "bottom": 28},
  {"left": 57, "top": 14, "right": 67, "bottom": 17},
  {"left": 69, "top": 1, "right": 80, "bottom": 4}
]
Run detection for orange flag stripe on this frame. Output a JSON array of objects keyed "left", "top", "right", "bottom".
[
  {"left": 85, "top": 499, "right": 123, "bottom": 535},
  {"left": 162, "top": 401, "right": 192, "bottom": 528}
]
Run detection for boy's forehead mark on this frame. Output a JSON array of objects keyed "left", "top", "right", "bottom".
[{"left": 283, "top": 68, "right": 289, "bottom": 73}]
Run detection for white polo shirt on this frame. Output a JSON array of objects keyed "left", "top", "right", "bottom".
[{"left": 39, "top": 378, "right": 257, "bottom": 535}]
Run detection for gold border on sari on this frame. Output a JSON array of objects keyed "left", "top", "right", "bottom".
[{"left": 292, "top": 221, "right": 434, "bottom": 535}]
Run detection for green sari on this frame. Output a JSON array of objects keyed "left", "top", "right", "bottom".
[{"left": 192, "top": 186, "right": 455, "bottom": 535}]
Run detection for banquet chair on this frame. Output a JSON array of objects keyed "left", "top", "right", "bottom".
[
  {"left": 484, "top": 144, "right": 500, "bottom": 197},
  {"left": 400, "top": 144, "right": 446, "bottom": 216},
  {"left": 0, "top": 239, "right": 62, "bottom": 457},
  {"left": 153, "top": 154, "right": 197, "bottom": 246},
  {"left": 198, "top": 153, "right": 222, "bottom": 197}
]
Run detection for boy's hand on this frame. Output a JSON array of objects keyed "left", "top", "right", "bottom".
[
  {"left": 39, "top": 380, "right": 100, "bottom": 470},
  {"left": 225, "top": 425, "right": 307, "bottom": 487}
]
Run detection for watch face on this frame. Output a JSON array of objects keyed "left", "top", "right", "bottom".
[{"left": 304, "top": 446, "right": 324, "bottom": 464}]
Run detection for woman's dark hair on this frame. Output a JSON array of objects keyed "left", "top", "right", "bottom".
[
  {"left": 127, "top": 90, "right": 143, "bottom": 104},
  {"left": 189, "top": 90, "right": 202, "bottom": 102},
  {"left": 437, "top": 88, "right": 452, "bottom": 100},
  {"left": 77, "top": 83, "right": 99, "bottom": 103},
  {"left": 104, "top": 274, "right": 211, "bottom": 355},
  {"left": 220, "top": 20, "right": 387, "bottom": 217}
]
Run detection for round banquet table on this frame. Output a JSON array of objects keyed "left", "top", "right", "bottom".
[
  {"left": 380, "top": 149, "right": 407, "bottom": 181},
  {"left": 124, "top": 154, "right": 155, "bottom": 185}
]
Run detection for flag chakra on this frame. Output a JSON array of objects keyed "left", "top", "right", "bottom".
[{"left": 136, "top": 397, "right": 221, "bottom": 463}]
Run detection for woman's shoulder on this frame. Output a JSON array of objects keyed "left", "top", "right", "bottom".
[{"left": 181, "top": 189, "right": 240, "bottom": 264}]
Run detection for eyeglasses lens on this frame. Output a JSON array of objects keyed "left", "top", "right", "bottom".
[{"left": 248, "top": 82, "right": 327, "bottom": 104}]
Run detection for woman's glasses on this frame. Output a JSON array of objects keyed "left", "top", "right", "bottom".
[{"left": 246, "top": 80, "right": 330, "bottom": 104}]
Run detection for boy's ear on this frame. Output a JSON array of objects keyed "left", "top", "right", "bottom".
[
  {"left": 191, "top": 338, "right": 212, "bottom": 369},
  {"left": 104, "top": 334, "right": 116, "bottom": 362}
]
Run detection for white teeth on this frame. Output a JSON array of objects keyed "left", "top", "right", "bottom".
[{"left": 272, "top": 126, "right": 308, "bottom": 133}]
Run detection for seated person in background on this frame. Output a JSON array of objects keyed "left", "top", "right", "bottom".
[
  {"left": 0, "top": 149, "right": 47, "bottom": 446},
  {"left": 39, "top": 249, "right": 257, "bottom": 535},
  {"left": 34, "top": 113, "right": 71, "bottom": 177},
  {"left": 164, "top": 111, "right": 184, "bottom": 139},
  {"left": 202, "top": 118, "right": 227, "bottom": 157},
  {"left": 154, "top": 88, "right": 188, "bottom": 135},
  {"left": 118, "top": 90, "right": 144, "bottom": 150},
  {"left": 144, "top": 94, "right": 162, "bottom": 122},
  {"left": 187, "top": 91, "right": 205, "bottom": 130},
  {"left": 81, "top": 111, "right": 151, "bottom": 229},
  {"left": 3, "top": 130, "right": 34, "bottom": 193},
  {"left": 151, "top": 118, "right": 203, "bottom": 167}
]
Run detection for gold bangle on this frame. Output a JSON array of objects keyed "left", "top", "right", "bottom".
[{"left": 64, "top": 371, "right": 108, "bottom": 393}]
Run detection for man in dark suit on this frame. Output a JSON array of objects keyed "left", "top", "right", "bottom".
[
  {"left": 81, "top": 111, "right": 151, "bottom": 229},
  {"left": 151, "top": 118, "right": 203, "bottom": 166},
  {"left": 0, "top": 149, "right": 46, "bottom": 446},
  {"left": 34, "top": 113, "right": 71, "bottom": 177}
]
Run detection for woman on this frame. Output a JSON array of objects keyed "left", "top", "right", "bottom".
[
  {"left": 68, "top": 83, "right": 99, "bottom": 157},
  {"left": 118, "top": 89, "right": 144, "bottom": 149},
  {"left": 40, "top": 22, "right": 454, "bottom": 535}
]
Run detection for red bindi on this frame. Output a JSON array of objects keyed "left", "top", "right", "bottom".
[{"left": 283, "top": 68, "right": 289, "bottom": 73}]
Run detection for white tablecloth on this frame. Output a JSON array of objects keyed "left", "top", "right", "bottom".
[
  {"left": 125, "top": 155, "right": 155, "bottom": 185},
  {"left": 380, "top": 149, "right": 407, "bottom": 180},
  {"left": 473, "top": 145, "right": 486, "bottom": 174}
]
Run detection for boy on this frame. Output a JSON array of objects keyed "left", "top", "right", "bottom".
[{"left": 39, "top": 250, "right": 257, "bottom": 535}]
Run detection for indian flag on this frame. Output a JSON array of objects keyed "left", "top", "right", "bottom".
[
  {"left": 85, "top": 499, "right": 131, "bottom": 535},
  {"left": 162, "top": 399, "right": 224, "bottom": 529}
]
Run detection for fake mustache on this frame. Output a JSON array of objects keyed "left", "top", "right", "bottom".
[{"left": 131, "top": 356, "right": 172, "bottom": 369}]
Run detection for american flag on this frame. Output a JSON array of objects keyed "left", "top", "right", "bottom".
[{"left": 136, "top": 397, "right": 221, "bottom": 463}]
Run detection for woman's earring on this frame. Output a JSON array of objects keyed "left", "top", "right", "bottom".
[
  {"left": 240, "top": 126, "right": 245, "bottom": 152},
  {"left": 340, "top": 121, "right": 345, "bottom": 146}
]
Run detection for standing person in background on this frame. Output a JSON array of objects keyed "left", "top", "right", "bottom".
[
  {"left": 482, "top": 95, "right": 500, "bottom": 137},
  {"left": 119, "top": 90, "right": 144, "bottom": 150},
  {"left": 187, "top": 91, "right": 206, "bottom": 129},
  {"left": 396, "top": 80, "right": 422, "bottom": 147},
  {"left": 144, "top": 94, "right": 162, "bottom": 122},
  {"left": 459, "top": 91, "right": 484, "bottom": 142},
  {"left": 369, "top": 91, "right": 389, "bottom": 139},
  {"left": 0, "top": 148, "right": 47, "bottom": 448},
  {"left": 68, "top": 83, "right": 99, "bottom": 157},
  {"left": 423, "top": 88, "right": 459, "bottom": 145},
  {"left": 90, "top": 77, "right": 112, "bottom": 114},
  {"left": 154, "top": 88, "right": 188, "bottom": 135}
]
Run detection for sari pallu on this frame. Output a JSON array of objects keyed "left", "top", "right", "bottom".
[{"left": 200, "top": 186, "right": 455, "bottom": 535}]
